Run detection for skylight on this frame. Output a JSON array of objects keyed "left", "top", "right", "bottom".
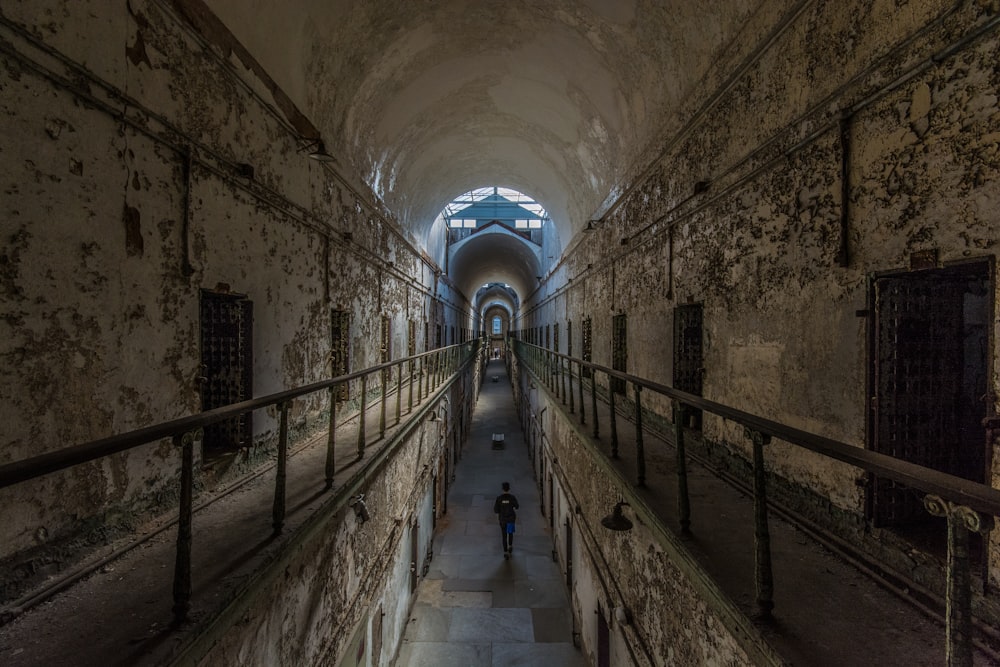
[{"left": 442, "top": 187, "right": 547, "bottom": 230}]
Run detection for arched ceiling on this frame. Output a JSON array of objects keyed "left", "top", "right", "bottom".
[
  {"left": 451, "top": 234, "right": 540, "bottom": 303},
  {"left": 205, "top": 0, "right": 762, "bottom": 301},
  {"left": 475, "top": 284, "right": 519, "bottom": 320}
]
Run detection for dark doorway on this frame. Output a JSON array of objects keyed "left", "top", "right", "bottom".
[
  {"left": 565, "top": 517, "right": 573, "bottom": 587},
  {"left": 200, "top": 289, "right": 253, "bottom": 458},
  {"left": 597, "top": 605, "right": 610, "bottom": 667},
  {"left": 332, "top": 309, "right": 351, "bottom": 400},
  {"left": 611, "top": 314, "right": 627, "bottom": 394},
  {"left": 869, "top": 261, "right": 992, "bottom": 547},
  {"left": 410, "top": 520, "right": 419, "bottom": 593},
  {"left": 673, "top": 303, "right": 704, "bottom": 430},
  {"left": 582, "top": 317, "right": 593, "bottom": 378}
]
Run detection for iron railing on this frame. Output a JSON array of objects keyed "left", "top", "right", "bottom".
[
  {"left": 513, "top": 338, "right": 1000, "bottom": 667},
  {"left": 0, "top": 339, "right": 483, "bottom": 625}
]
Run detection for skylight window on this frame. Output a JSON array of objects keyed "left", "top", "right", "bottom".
[{"left": 441, "top": 187, "right": 547, "bottom": 230}]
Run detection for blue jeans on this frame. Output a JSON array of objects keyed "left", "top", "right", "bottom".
[{"left": 500, "top": 522, "right": 515, "bottom": 551}]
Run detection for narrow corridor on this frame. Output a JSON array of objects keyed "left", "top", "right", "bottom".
[{"left": 394, "top": 359, "right": 586, "bottom": 666}]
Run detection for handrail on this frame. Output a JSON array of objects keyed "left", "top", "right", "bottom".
[
  {"left": 513, "top": 340, "right": 1000, "bottom": 517},
  {"left": 1, "top": 338, "right": 483, "bottom": 630},
  {"left": 512, "top": 338, "right": 997, "bottom": 665},
  {"left": 0, "top": 342, "right": 477, "bottom": 490}
]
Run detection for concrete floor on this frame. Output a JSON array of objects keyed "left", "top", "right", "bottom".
[{"left": 393, "top": 359, "right": 587, "bottom": 667}]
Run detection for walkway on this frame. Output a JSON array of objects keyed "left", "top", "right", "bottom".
[
  {"left": 393, "top": 359, "right": 586, "bottom": 667},
  {"left": 521, "top": 351, "right": 999, "bottom": 666}
]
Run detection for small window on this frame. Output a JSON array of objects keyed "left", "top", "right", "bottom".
[{"left": 492, "top": 317, "right": 502, "bottom": 334}]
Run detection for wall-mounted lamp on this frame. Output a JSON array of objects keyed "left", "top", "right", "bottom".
[
  {"left": 584, "top": 220, "right": 602, "bottom": 232},
  {"left": 600, "top": 501, "right": 632, "bottom": 531},
  {"left": 349, "top": 494, "right": 370, "bottom": 523},
  {"left": 614, "top": 606, "right": 632, "bottom": 626},
  {"left": 300, "top": 138, "right": 336, "bottom": 163}
]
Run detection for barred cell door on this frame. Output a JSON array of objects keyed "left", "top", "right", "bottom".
[
  {"left": 673, "top": 303, "right": 704, "bottom": 429},
  {"left": 200, "top": 290, "right": 253, "bottom": 456},
  {"left": 871, "top": 263, "right": 990, "bottom": 527},
  {"left": 611, "top": 314, "right": 627, "bottom": 393}
]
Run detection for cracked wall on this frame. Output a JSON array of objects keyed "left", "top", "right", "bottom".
[
  {"left": 0, "top": 0, "right": 469, "bottom": 603},
  {"left": 526, "top": 0, "right": 1000, "bottom": 590}
]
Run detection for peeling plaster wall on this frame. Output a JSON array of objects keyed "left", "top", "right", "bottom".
[
  {"left": 0, "top": 0, "right": 462, "bottom": 600},
  {"left": 526, "top": 0, "right": 1000, "bottom": 586},
  {"left": 527, "top": 388, "right": 761, "bottom": 665},
  {"left": 188, "top": 409, "right": 457, "bottom": 667}
]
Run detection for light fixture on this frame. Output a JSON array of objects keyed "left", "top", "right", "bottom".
[
  {"left": 349, "top": 494, "right": 370, "bottom": 523},
  {"left": 584, "top": 219, "right": 602, "bottom": 232},
  {"left": 601, "top": 501, "right": 632, "bottom": 531},
  {"left": 299, "top": 138, "right": 336, "bottom": 163}
]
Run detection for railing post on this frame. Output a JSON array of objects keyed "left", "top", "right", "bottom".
[
  {"left": 609, "top": 378, "right": 619, "bottom": 459},
  {"left": 634, "top": 384, "right": 645, "bottom": 487},
  {"left": 357, "top": 375, "right": 368, "bottom": 459},
  {"left": 590, "top": 369, "right": 599, "bottom": 439},
  {"left": 421, "top": 356, "right": 427, "bottom": 400},
  {"left": 171, "top": 428, "right": 200, "bottom": 627},
  {"left": 924, "top": 495, "right": 994, "bottom": 667},
  {"left": 673, "top": 401, "right": 690, "bottom": 534},
  {"left": 560, "top": 355, "right": 567, "bottom": 404},
  {"left": 272, "top": 401, "right": 290, "bottom": 535},
  {"left": 395, "top": 361, "right": 403, "bottom": 425},
  {"left": 408, "top": 358, "right": 414, "bottom": 412},
  {"left": 551, "top": 351, "right": 557, "bottom": 398},
  {"left": 379, "top": 366, "right": 388, "bottom": 439},
  {"left": 745, "top": 427, "right": 774, "bottom": 618},
  {"left": 568, "top": 360, "right": 576, "bottom": 414},
  {"left": 325, "top": 387, "right": 338, "bottom": 489}
]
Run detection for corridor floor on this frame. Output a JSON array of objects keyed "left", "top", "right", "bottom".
[{"left": 393, "top": 359, "right": 586, "bottom": 667}]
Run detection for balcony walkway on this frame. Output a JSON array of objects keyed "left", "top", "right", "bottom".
[
  {"left": 519, "top": 352, "right": 999, "bottom": 666},
  {"left": 393, "top": 359, "right": 586, "bottom": 666}
]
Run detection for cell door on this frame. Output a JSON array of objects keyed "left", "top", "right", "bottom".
[
  {"left": 673, "top": 303, "right": 704, "bottom": 429},
  {"left": 597, "top": 605, "right": 610, "bottom": 667},
  {"left": 200, "top": 290, "right": 253, "bottom": 455},
  {"left": 410, "top": 520, "right": 419, "bottom": 593},
  {"left": 332, "top": 309, "right": 351, "bottom": 400},
  {"left": 870, "top": 262, "right": 991, "bottom": 527},
  {"left": 582, "top": 317, "right": 593, "bottom": 378},
  {"left": 611, "top": 314, "right": 627, "bottom": 393},
  {"left": 565, "top": 517, "right": 573, "bottom": 587}
]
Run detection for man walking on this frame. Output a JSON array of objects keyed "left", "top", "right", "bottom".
[{"left": 493, "top": 481, "right": 519, "bottom": 559}]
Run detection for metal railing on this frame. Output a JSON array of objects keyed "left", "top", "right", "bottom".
[
  {"left": 513, "top": 339, "right": 1000, "bottom": 667},
  {"left": 0, "top": 339, "right": 482, "bottom": 625}
]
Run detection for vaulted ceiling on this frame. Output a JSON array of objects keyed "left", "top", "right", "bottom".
[{"left": 206, "top": 0, "right": 763, "bottom": 303}]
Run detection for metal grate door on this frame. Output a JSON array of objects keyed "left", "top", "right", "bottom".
[
  {"left": 611, "top": 314, "right": 627, "bottom": 393},
  {"left": 200, "top": 290, "right": 253, "bottom": 454},
  {"left": 871, "top": 264, "right": 989, "bottom": 526},
  {"left": 674, "top": 303, "right": 704, "bottom": 428},
  {"left": 332, "top": 309, "right": 351, "bottom": 400}
]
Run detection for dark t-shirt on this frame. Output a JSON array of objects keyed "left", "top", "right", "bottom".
[{"left": 493, "top": 492, "right": 519, "bottom": 523}]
